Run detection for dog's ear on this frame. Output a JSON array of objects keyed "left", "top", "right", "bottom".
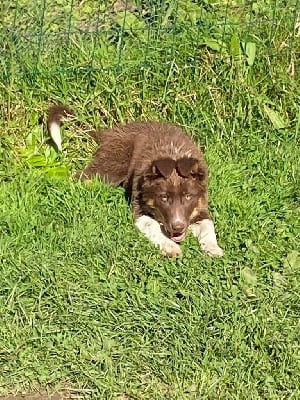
[
  {"left": 177, "top": 157, "right": 205, "bottom": 179},
  {"left": 151, "top": 158, "right": 176, "bottom": 178}
]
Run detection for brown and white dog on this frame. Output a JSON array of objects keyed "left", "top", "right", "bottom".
[{"left": 48, "top": 105, "right": 223, "bottom": 258}]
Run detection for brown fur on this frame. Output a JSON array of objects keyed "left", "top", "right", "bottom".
[
  {"left": 48, "top": 105, "right": 211, "bottom": 241},
  {"left": 47, "top": 105, "right": 73, "bottom": 131}
]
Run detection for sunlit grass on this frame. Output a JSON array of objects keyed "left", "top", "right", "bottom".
[{"left": 0, "top": 1, "right": 299, "bottom": 399}]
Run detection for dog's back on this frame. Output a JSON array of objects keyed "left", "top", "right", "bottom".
[
  {"left": 47, "top": 106, "right": 203, "bottom": 186},
  {"left": 77, "top": 123, "right": 138, "bottom": 185},
  {"left": 78, "top": 121, "right": 205, "bottom": 186},
  {"left": 127, "top": 121, "right": 203, "bottom": 180}
]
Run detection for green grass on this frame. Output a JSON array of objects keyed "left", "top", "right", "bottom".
[{"left": 0, "top": 1, "right": 300, "bottom": 399}]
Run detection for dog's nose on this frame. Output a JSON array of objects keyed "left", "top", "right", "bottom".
[{"left": 171, "top": 221, "right": 185, "bottom": 232}]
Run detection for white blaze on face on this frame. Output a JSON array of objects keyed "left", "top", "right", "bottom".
[
  {"left": 170, "top": 212, "right": 186, "bottom": 243},
  {"left": 170, "top": 209, "right": 186, "bottom": 230},
  {"left": 49, "top": 121, "right": 62, "bottom": 151}
]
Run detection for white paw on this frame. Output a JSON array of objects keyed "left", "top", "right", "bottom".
[
  {"left": 161, "top": 240, "right": 182, "bottom": 258},
  {"left": 201, "top": 242, "right": 224, "bottom": 257}
]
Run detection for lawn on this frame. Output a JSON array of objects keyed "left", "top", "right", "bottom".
[{"left": 0, "top": 1, "right": 300, "bottom": 399}]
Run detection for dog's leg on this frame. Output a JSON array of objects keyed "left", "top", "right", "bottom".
[
  {"left": 135, "top": 215, "right": 182, "bottom": 257},
  {"left": 189, "top": 219, "right": 223, "bottom": 257}
]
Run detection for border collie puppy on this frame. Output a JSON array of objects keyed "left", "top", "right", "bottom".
[{"left": 48, "top": 105, "right": 223, "bottom": 258}]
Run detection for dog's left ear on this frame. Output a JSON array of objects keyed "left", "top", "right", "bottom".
[
  {"left": 177, "top": 157, "right": 205, "bottom": 179},
  {"left": 151, "top": 158, "right": 176, "bottom": 178}
]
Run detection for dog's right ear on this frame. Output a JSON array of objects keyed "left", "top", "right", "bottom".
[
  {"left": 150, "top": 158, "right": 176, "bottom": 179},
  {"left": 177, "top": 157, "right": 205, "bottom": 179}
]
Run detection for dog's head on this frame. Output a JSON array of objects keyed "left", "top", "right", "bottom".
[{"left": 142, "top": 157, "right": 207, "bottom": 243}]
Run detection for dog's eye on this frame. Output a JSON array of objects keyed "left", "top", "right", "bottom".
[
  {"left": 185, "top": 193, "right": 192, "bottom": 201},
  {"left": 160, "top": 194, "right": 168, "bottom": 202}
]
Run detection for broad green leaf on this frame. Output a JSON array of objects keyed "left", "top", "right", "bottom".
[
  {"left": 240, "top": 267, "right": 258, "bottom": 298},
  {"left": 45, "top": 146, "right": 58, "bottom": 164},
  {"left": 162, "top": 2, "right": 176, "bottom": 26},
  {"left": 230, "top": 33, "right": 241, "bottom": 57},
  {"left": 26, "top": 155, "right": 47, "bottom": 167},
  {"left": 45, "top": 165, "right": 70, "bottom": 179},
  {"left": 82, "top": 4, "right": 93, "bottom": 14},
  {"left": 240, "top": 267, "right": 257, "bottom": 286},
  {"left": 115, "top": 11, "right": 146, "bottom": 40},
  {"left": 25, "top": 131, "right": 35, "bottom": 147},
  {"left": 245, "top": 42, "right": 256, "bottom": 66},
  {"left": 20, "top": 146, "right": 36, "bottom": 158},
  {"left": 177, "top": 0, "right": 204, "bottom": 24},
  {"left": 25, "top": 125, "right": 41, "bottom": 147},
  {"left": 284, "top": 251, "right": 300, "bottom": 270},
  {"left": 263, "top": 104, "right": 289, "bottom": 129},
  {"left": 201, "top": 38, "right": 226, "bottom": 52}
]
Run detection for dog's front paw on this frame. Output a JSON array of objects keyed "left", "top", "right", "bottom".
[
  {"left": 201, "top": 242, "right": 224, "bottom": 257},
  {"left": 161, "top": 240, "right": 182, "bottom": 257}
]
